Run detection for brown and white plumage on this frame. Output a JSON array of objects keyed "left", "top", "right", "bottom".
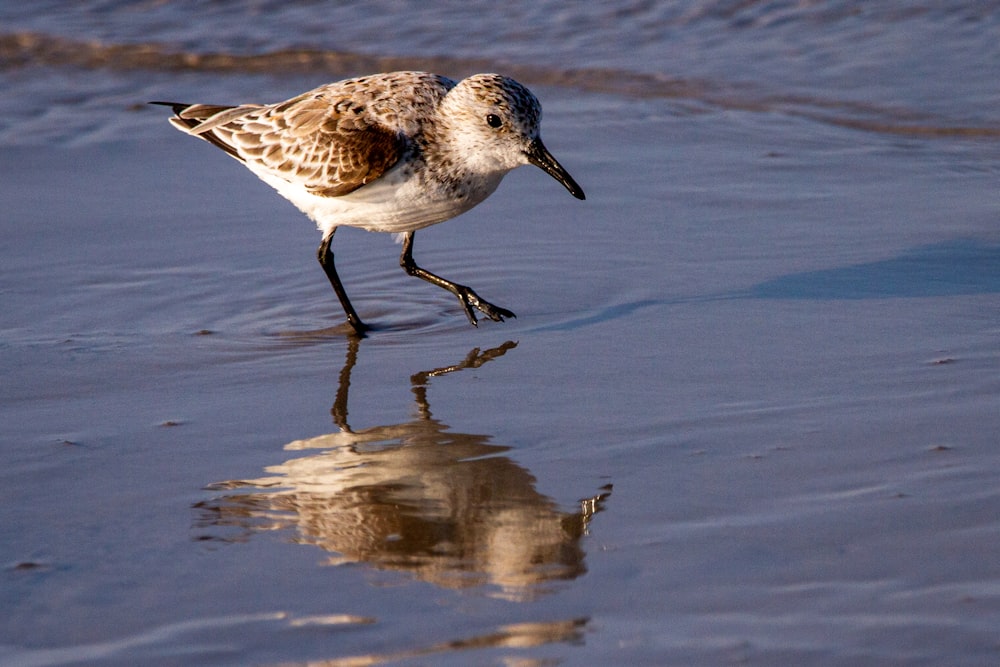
[{"left": 154, "top": 71, "right": 584, "bottom": 334}]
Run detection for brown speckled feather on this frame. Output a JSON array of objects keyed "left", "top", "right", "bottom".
[{"left": 170, "top": 92, "right": 410, "bottom": 197}]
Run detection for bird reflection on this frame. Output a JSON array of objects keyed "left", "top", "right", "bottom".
[{"left": 195, "top": 339, "right": 611, "bottom": 601}]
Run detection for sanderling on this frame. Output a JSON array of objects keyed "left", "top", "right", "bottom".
[{"left": 152, "top": 71, "right": 585, "bottom": 335}]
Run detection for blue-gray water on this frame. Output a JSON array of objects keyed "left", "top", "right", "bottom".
[{"left": 2, "top": 2, "right": 999, "bottom": 665}]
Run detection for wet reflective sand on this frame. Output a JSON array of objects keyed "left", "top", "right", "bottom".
[{"left": 3, "top": 3, "right": 1000, "bottom": 665}]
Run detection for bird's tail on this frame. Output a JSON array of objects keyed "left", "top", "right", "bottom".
[{"left": 149, "top": 101, "right": 244, "bottom": 160}]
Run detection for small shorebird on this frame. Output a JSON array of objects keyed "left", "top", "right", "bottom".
[{"left": 153, "top": 72, "right": 585, "bottom": 335}]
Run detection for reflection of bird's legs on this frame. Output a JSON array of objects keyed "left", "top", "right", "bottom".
[
  {"left": 411, "top": 341, "right": 519, "bottom": 385},
  {"left": 330, "top": 337, "right": 518, "bottom": 431},
  {"left": 409, "top": 341, "right": 519, "bottom": 421},
  {"left": 331, "top": 335, "right": 361, "bottom": 432}
]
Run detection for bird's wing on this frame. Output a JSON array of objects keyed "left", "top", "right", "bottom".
[{"left": 165, "top": 92, "right": 407, "bottom": 198}]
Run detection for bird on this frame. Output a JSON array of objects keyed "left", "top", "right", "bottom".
[{"left": 152, "top": 71, "right": 585, "bottom": 335}]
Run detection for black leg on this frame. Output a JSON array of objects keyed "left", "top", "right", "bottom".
[
  {"left": 317, "top": 230, "right": 368, "bottom": 335},
  {"left": 398, "top": 232, "right": 515, "bottom": 327}
]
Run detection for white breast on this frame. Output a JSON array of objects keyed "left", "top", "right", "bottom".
[{"left": 248, "top": 160, "right": 506, "bottom": 236}]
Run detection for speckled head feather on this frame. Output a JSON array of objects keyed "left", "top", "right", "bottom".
[
  {"left": 458, "top": 74, "right": 542, "bottom": 134},
  {"left": 430, "top": 74, "right": 549, "bottom": 179}
]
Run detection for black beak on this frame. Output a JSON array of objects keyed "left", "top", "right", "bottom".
[{"left": 525, "top": 138, "right": 586, "bottom": 200}]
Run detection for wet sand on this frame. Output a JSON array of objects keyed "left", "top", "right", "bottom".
[{"left": 2, "top": 87, "right": 1000, "bottom": 665}]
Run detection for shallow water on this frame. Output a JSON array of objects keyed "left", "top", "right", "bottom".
[{"left": 3, "top": 2, "right": 1000, "bottom": 665}]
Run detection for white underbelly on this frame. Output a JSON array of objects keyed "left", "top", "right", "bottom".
[{"left": 249, "top": 162, "right": 505, "bottom": 236}]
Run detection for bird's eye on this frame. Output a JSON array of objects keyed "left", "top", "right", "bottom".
[{"left": 486, "top": 114, "right": 503, "bottom": 129}]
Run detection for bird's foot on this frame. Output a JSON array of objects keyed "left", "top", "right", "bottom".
[
  {"left": 345, "top": 315, "right": 370, "bottom": 337},
  {"left": 455, "top": 285, "right": 516, "bottom": 326}
]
